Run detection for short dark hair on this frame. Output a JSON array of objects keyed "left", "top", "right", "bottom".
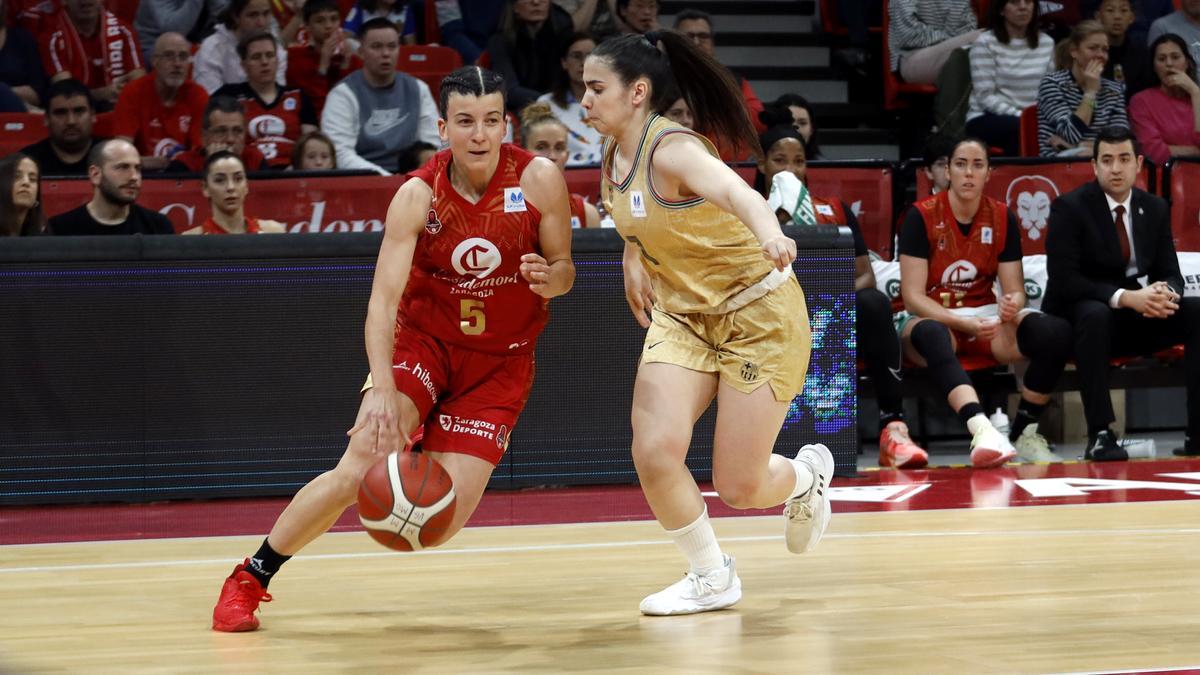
[
  {"left": 438, "top": 65, "right": 506, "bottom": 118},
  {"left": 673, "top": 9, "right": 712, "bottom": 30},
  {"left": 236, "top": 31, "right": 277, "bottom": 60},
  {"left": 358, "top": 16, "right": 399, "bottom": 40},
  {"left": 203, "top": 149, "right": 244, "bottom": 180},
  {"left": 302, "top": 0, "right": 340, "bottom": 22},
  {"left": 43, "top": 79, "right": 94, "bottom": 113},
  {"left": 203, "top": 95, "right": 245, "bottom": 129},
  {"left": 1092, "top": 125, "right": 1140, "bottom": 158}
]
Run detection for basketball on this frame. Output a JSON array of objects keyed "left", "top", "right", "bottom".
[{"left": 357, "top": 451, "right": 457, "bottom": 551}]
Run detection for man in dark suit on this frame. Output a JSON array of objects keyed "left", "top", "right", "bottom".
[{"left": 1043, "top": 126, "right": 1200, "bottom": 461}]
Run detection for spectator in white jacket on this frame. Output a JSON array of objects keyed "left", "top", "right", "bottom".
[
  {"left": 965, "top": 0, "right": 1055, "bottom": 156},
  {"left": 193, "top": 0, "right": 288, "bottom": 94},
  {"left": 320, "top": 18, "right": 439, "bottom": 175}
]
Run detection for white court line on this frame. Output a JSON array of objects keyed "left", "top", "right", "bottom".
[
  {"left": 4, "top": 526, "right": 1200, "bottom": 575},
  {"left": 1049, "top": 666, "right": 1200, "bottom": 675}
]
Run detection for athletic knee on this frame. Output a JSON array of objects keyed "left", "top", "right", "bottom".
[
  {"left": 712, "top": 474, "right": 763, "bottom": 510},
  {"left": 856, "top": 287, "right": 893, "bottom": 324},
  {"left": 909, "top": 319, "right": 955, "bottom": 364},
  {"left": 631, "top": 428, "right": 689, "bottom": 475}
]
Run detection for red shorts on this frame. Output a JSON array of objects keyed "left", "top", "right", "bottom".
[{"left": 391, "top": 327, "right": 534, "bottom": 465}]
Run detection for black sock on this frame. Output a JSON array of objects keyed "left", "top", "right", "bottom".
[
  {"left": 246, "top": 537, "right": 291, "bottom": 588},
  {"left": 878, "top": 410, "right": 904, "bottom": 432},
  {"left": 1009, "top": 400, "right": 1046, "bottom": 441},
  {"left": 957, "top": 401, "right": 984, "bottom": 425}
]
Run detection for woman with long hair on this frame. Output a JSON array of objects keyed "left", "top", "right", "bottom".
[
  {"left": 1036, "top": 19, "right": 1128, "bottom": 156},
  {"left": 486, "top": 0, "right": 575, "bottom": 111},
  {"left": 1129, "top": 33, "right": 1200, "bottom": 165},
  {"left": 965, "top": 0, "right": 1054, "bottom": 156},
  {"left": 0, "top": 153, "right": 44, "bottom": 236},
  {"left": 898, "top": 138, "right": 1071, "bottom": 465},
  {"left": 582, "top": 31, "right": 833, "bottom": 616}
]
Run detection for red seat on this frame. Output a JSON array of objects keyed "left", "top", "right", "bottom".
[
  {"left": 423, "top": 0, "right": 442, "bottom": 43},
  {"left": 93, "top": 111, "right": 116, "bottom": 138},
  {"left": 398, "top": 45, "right": 463, "bottom": 100},
  {"left": 820, "top": 0, "right": 881, "bottom": 36},
  {"left": 1018, "top": 104, "right": 1038, "bottom": 157},
  {"left": 0, "top": 112, "right": 47, "bottom": 157},
  {"left": 881, "top": 0, "right": 938, "bottom": 110}
]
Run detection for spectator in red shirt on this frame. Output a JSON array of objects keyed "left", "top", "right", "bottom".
[
  {"left": 286, "top": 0, "right": 361, "bottom": 115},
  {"left": 183, "top": 149, "right": 286, "bottom": 234},
  {"left": 672, "top": 9, "right": 765, "bottom": 134},
  {"left": 216, "top": 32, "right": 318, "bottom": 169},
  {"left": 166, "top": 94, "right": 269, "bottom": 173},
  {"left": 41, "top": 0, "right": 144, "bottom": 110},
  {"left": 114, "top": 32, "right": 209, "bottom": 171}
]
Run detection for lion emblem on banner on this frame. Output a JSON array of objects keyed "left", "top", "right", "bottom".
[{"left": 1005, "top": 175, "right": 1060, "bottom": 241}]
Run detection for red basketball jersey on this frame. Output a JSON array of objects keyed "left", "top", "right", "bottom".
[
  {"left": 401, "top": 144, "right": 548, "bottom": 355},
  {"left": 241, "top": 88, "right": 307, "bottom": 168},
  {"left": 914, "top": 191, "right": 1009, "bottom": 310}
]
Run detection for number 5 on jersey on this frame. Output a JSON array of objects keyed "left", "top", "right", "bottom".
[{"left": 460, "top": 299, "right": 486, "bottom": 335}]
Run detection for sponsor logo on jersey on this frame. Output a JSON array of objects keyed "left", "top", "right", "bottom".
[
  {"left": 425, "top": 208, "right": 442, "bottom": 234},
  {"left": 504, "top": 187, "right": 527, "bottom": 213},
  {"left": 439, "top": 414, "right": 452, "bottom": 431},
  {"left": 439, "top": 415, "right": 498, "bottom": 441},
  {"left": 740, "top": 361, "right": 759, "bottom": 382},
  {"left": 249, "top": 114, "right": 286, "bottom": 138},
  {"left": 452, "top": 237, "right": 502, "bottom": 278},
  {"left": 940, "top": 260, "right": 978, "bottom": 290},
  {"left": 283, "top": 97, "right": 297, "bottom": 111},
  {"left": 496, "top": 424, "right": 509, "bottom": 449}
]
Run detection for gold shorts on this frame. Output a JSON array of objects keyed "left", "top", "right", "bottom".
[{"left": 641, "top": 277, "right": 810, "bottom": 402}]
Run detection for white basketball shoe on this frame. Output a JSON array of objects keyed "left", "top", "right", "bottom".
[
  {"left": 639, "top": 555, "right": 742, "bottom": 616},
  {"left": 785, "top": 443, "right": 834, "bottom": 554}
]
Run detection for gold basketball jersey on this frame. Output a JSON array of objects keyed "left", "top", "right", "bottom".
[{"left": 601, "top": 115, "right": 775, "bottom": 314}]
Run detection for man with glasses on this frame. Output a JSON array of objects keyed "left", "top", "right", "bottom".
[
  {"left": 165, "top": 95, "right": 268, "bottom": 173},
  {"left": 673, "top": 9, "right": 766, "bottom": 135},
  {"left": 114, "top": 32, "right": 210, "bottom": 171}
]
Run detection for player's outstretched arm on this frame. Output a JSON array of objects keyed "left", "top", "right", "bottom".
[
  {"left": 348, "top": 178, "right": 432, "bottom": 453},
  {"left": 651, "top": 134, "right": 795, "bottom": 271},
  {"left": 519, "top": 156, "right": 575, "bottom": 299}
]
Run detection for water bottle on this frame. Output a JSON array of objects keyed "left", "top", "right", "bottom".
[{"left": 989, "top": 407, "right": 1011, "bottom": 436}]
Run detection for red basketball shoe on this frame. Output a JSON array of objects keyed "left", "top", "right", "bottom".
[
  {"left": 878, "top": 421, "right": 928, "bottom": 469},
  {"left": 212, "top": 559, "right": 273, "bottom": 632}
]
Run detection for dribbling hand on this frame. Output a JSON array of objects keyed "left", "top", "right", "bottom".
[
  {"left": 520, "top": 253, "right": 556, "bottom": 298},
  {"left": 761, "top": 234, "right": 796, "bottom": 271},
  {"left": 346, "top": 387, "right": 407, "bottom": 455}
]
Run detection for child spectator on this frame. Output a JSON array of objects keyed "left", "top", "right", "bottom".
[
  {"left": 286, "top": 0, "right": 362, "bottom": 115},
  {"left": 290, "top": 130, "right": 336, "bottom": 169}
]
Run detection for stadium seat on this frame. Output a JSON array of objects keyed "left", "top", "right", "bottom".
[
  {"left": 881, "top": 0, "right": 938, "bottom": 110},
  {"left": 0, "top": 112, "right": 46, "bottom": 157},
  {"left": 398, "top": 45, "right": 463, "bottom": 100},
  {"left": 93, "top": 111, "right": 116, "bottom": 139},
  {"left": 423, "top": 0, "right": 442, "bottom": 43},
  {"left": 1018, "top": 105, "right": 1038, "bottom": 157}
]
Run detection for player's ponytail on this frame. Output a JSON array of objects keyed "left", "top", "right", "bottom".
[{"left": 591, "top": 31, "right": 761, "bottom": 159}]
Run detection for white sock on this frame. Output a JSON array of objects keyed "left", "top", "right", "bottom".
[
  {"left": 965, "top": 413, "right": 991, "bottom": 436},
  {"left": 785, "top": 454, "right": 815, "bottom": 501},
  {"left": 665, "top": 507, "right": 725, "bottom": 574}
]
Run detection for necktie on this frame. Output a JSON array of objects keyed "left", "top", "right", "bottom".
[{"left": 1114, "top": 204, "right": 1130, "bottom": 264}]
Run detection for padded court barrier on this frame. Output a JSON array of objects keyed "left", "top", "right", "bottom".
[
  {"left": 0, "top": 228, "right": 856, "bottom": 505},
  {"left": 1166, "top": 159, "right": 1200, "bottom": 252}
]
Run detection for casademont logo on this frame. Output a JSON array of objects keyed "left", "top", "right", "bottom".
[
  {"left": 940, "top": 260, "right": 978, "bottom": 290},
  {"left": 452, "top": 238, "right": 502, "bottom": 278}
]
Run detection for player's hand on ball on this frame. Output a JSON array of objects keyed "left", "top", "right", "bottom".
[
  {"left": 347, "top": 387, "right": 407, "bottom": 455},
  {"left": 520, "top": 253, "right": 554, "bottom": 298},
  {"left": 761, "top": 234, "right": 796, "bottom": 271}
]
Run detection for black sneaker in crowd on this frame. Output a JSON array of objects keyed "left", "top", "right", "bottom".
[{"left": 1085, "top": 430, "right": 1128, "bottom": 462}]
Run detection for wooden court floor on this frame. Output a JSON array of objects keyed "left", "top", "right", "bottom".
[{"left": 2, "top": 500, "right": 1200, "bottom": 674}]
